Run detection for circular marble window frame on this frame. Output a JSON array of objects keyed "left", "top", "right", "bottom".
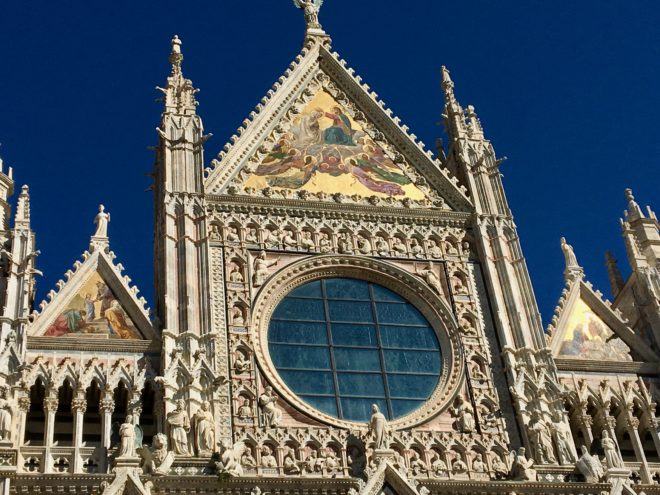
[{"left": 251, "top": 255, "right": 465, "bottom": 430}]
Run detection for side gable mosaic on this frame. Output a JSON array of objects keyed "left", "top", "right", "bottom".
[
  {"left": 557, "top": 298, "right": 632, "bottom": 361},
  {"left": 43, "top": 271, "right": 141, "bottom": 339}
]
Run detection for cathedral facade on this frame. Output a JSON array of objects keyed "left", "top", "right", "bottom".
[{"left": 1, "top": 4, "right": 660, "bottom": 495}]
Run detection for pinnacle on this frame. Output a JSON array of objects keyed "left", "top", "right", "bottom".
[{"left": 624, "top": 187, "right": 644, "bottom": 220}]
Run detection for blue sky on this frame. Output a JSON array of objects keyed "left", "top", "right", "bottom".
[{"left": 0, "top": 1, "right": 658, "bottom": 324}]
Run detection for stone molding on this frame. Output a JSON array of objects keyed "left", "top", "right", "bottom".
[{"left": 250, "top": 254, "right": 464, "bottom": 430}]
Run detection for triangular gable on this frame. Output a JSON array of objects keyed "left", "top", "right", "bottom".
[
  {"left": 28, "top": 245, "right": 156, "bottom": 342},
  {"left": 548, "top": 277, "right": 657, "bottom": 363},
  {"left": 204, "top": 40, "right": 471, "bottom": 212},
  {"left": 360, "top": 461, "right": 422, "bottom": 495}
]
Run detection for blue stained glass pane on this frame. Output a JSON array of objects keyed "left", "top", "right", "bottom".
[
  {"left": 383, "top": 350, "right": 440, "bottom": 373},
  {"left": 387, "top": 373, "right": 440, "bottom": 399},
  {"left": 334, "top": 348, "right": 381, "bottom": 371},
  {"left": 390, "top": 399, "right": 425, "bottom": 418},
  {"left": 272, "top": 298, "right": 325, "bottom": 321},
  {"left": 328, "top": 301, "right": 374, "bottom": 322},
  {"left": 371, "top": 285, "right": 405, "bottom": 302},
  {"left": 325, "top": 279, "right": 370, "bottom": 300},
  {"left": 341, "top": 398, "right": 389, "bottom": 422},
  {"left": 331, "top": 323, "right": 377, "bottom": 347},
  {"left": 380, "top": 325, "right": 439, "bottom": 350},
  {"left": 268, "top": 277, "right": 442, "bottom": 422},
  {"left": 269, "top": 321, "right": 328, "bottom": 345},
  {"left": 376, "top": 303, "right": 428, "bottom": 326},
  {"left": 300, "top": 395, "right": 338, "bottom": 417},
  {"left": 288, "top": 280, "right": 322, "bottom": 298},
  {"left": 279, "top": 370, "right": 335, "bottom": 395},
  {"left": 337, "top": 373, "right": 385, "bottom": 397},
  {"left": 270, "top": 344, "right": 331, "bottom": 370}
]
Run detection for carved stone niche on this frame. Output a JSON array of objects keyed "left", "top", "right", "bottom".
[{"left": 250, "top": 254, "right": 465, "bottom": 431}]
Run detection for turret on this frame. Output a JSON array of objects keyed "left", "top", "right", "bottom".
[
  {"left": 0, "top": 185, "right": 38, "bottom": 356},
  {"left": 0, "top": 157, "right": 15, "bottom": 244},
  {"left": 441, "top": 67, "right": 543, "bottom": 350},
  {"left": 617, "top": 188, "right": 660, "bottom": 347},
  {"left": 621, "top": 188, "right": 660, "bottom": 270}
]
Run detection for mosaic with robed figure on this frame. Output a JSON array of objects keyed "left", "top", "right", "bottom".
[
  {"left": 245, "top": 90, "right": 427, "bottom": 199},
  {"left": 43, "top": 271, "right": 141, "bottom": 339}
]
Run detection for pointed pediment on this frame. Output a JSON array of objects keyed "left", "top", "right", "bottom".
[
  {"left": 548, "top": 277, "right": 657, "bottom": 363},
  {"left": 205, "top": 41, "right": 471, "bottom": 212},
  {"left": 28, "top": 246, "right": 156, "bottom": 342},
  {"left": 360, "top": 460, "right": 422, "bottom": 495}
]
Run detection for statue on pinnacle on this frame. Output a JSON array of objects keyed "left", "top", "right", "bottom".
[{"left": 293, "top": 0, "right": 324, "bottom": 31}]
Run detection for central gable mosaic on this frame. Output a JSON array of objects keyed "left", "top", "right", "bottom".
[
  {"left": 43, "top": 271, "right": 141, "bottom": 340},
  {"left": 244, "top": 90, "right": 427, "bottom": 200},
  {"left": 558, "top": 298, "right": 632, "bottom": 361}
]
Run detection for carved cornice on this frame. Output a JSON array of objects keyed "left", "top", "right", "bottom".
[
  {"left": 207, "top": 195, "right": 472, "bottom": 227},
  {"left": 27, "top": 336, "right": 159, "bottom": 353},
  {"left": 555, "top": 358, "right": 660, "bottom": 374}
]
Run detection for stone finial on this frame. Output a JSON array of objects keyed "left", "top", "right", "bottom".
[
  {"left": 15, "top": 185, "right": 30, "bottom": 224},
  {"left": 560, "top": 237, "right": 583, "bottom": 280},
  {"left": 624, "top": 188, "right": 644, "bottom": 221},
  {"left": 158, "top": 35, "right": 198, "bottom": 113},
  {"left": 169, "top": 35, "right": 183, "bottom": 75},
  {"left": 293, "top": 0, "right": 327, "bottom": 37},
  {"left": 90, "top": 204, "right": 111, "bottom": 253},
  {"left": 441, "top": 66, "right": 454, "bottom": 95},
  {"left": 605, "top": 251, "right": 625, "bottom": 297}
]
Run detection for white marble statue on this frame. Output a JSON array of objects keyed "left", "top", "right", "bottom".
[
  {"left": 117, "top": 415, "right": 136, "bottom": 457},
  {"left": 509, "top": 447, "right": 536, "bottom": 481},
  {"left": 193, "top": 401, "right": 215, "bottom": 456},
  {"left": 253, "top": 251, "right": 278, "bottom": 287},
  {"left": 93, "top": 204, "right": 111, "bottom": 238},
  {"left": 0, "top": 388, "right": 12, "bottom": 442},
  {"left": 451, "top": 395, "right": 475, "bottom": 433},
  {"left": 527, "top": 411, "right": 556, "bottom": 464},
  {"left": 368, "top": 404, "right": 387, "bottom": 450},
  {"left": 560, "top": 237, "right": 580, "bottom": 270},
  {"left": 167, "top": 399, "right": 191, "bottom": 455},
  {"left": 602, "top": 430, "right": 624, "bottom": 469},
  {"left": 416, "top": 262, "right": 443, "bottom": 294},
  {"left": 259, "top": 386, "right": 282, "bottom": 427}
]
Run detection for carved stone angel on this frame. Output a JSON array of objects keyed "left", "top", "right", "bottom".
[
  {"left": 576, "top": 446, "right": 604, "bottom": 483},
  {"left": 216, "top": 440, "right": 246, "bottom": 477},
  {"left": 292, "top": 0, "right": 324, "bottom": 29}
]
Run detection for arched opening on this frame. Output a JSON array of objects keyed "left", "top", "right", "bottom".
[
  {"left": 54, "top": 380, "right": 74, "bottom": 446},
  {"left": 82, "top": 381, "right": 102, "bottom": 447},
  {"left": 24, "top": 379, "right": 46, "bottom": 445},
  {"left": 110, "top": 382, "right": 128, "bottom": 448},
  {"left": 139, "top": 382, "right": 156, "bottom": 445}
]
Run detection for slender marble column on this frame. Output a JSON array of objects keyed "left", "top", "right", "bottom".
[{"left": 71, "top": 397, "right": 87, "bottom": 473}]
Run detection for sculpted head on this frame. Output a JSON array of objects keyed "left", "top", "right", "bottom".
[
  {"left": 602, "top": 430, "right": 610, "bottom": 439},
  {"left": 176, "top": 399, "right": 185, "bottom": 410},
  {"left": 580, "top": 445, "right": 589, "bottom": 456},
  {"left": 125, "top": 414, "right": 133, "bottom": 425},
  {"left": 153, "top": 433, "right": 167, "bottom": 450},
  {"left": 371, "top": 404, "right": 379, "bottom": 414},
  {"left": 201, "top": 401, "right": 210, "bottom": 411}
]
